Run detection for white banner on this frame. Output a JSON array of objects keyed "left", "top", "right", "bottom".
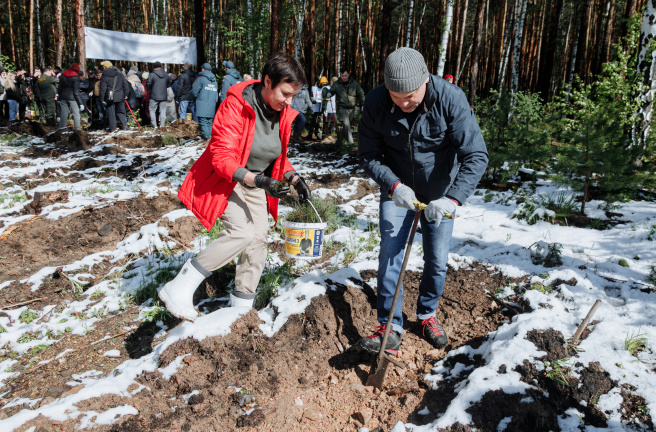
[{"left": 84, "top": 27, "right": 197, "bottom": 65}]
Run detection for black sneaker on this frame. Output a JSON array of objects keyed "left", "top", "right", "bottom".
[
  {"left": 356, "top": 325, "right": 401, "bottom": 356},
  {"left": 422, "top": 316, "right": 448, "bottom": 348}
]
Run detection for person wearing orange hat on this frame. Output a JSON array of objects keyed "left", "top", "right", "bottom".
[{"left": 58, "top": 63, "right": 83, "bottom": 129}]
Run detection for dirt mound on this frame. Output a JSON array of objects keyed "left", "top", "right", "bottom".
[
  {"left": 42, "top": 129, "right": 92, "bottom": 155},
  {"left": 112, "top": 133, "right": 165, "bottom": 149},
  {"left": 162, "top": 119, "right": 200, "bottom": 139},
  {"left": 8, "top": 120, "right": 53, "bottom": 137},
  {"left": 0, "top": 192, "right": 185, "bottom": 290}
]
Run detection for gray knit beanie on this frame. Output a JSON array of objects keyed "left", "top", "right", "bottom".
[{"left": 384, "top": 48, "right": 429, "bottom": 92}]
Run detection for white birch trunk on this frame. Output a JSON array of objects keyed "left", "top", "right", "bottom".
[
  {"left": 294, "top": 0, "right": 306, "bottom": 59},
  {"left": 247, "top": 0, "right": 255, "bottom": 74},
  {"left": 413, "top": 2, "right": 426, "bottom": 48},
  {"left": 510, "top": 0, "right": 527, "bottom": 95},
  {"left": 631, "top": 3, "right": 656, "bottom": 151},
  {"left": 337, "top": 1, "right": 342, "bottom": 73},
  {"left": 164, "top": 0, "right": 168, "bottom": 35},
  {"left": 436, "top": 0, "right": 453, "bottom": 76},
  {"left": 498, "top": 0, "right": 516, "bottom": 93},
  {"left": 357, "top": 3, "right": 367, "bottom": 72},
  {"left": 405, "top": 0, "right": 414, "bottom": 47}
]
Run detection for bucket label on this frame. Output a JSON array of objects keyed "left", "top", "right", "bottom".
[{"left": 286, "top": 226, "right": 324, "bottom": 258}]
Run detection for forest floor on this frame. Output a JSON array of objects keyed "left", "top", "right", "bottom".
[{"left": 0, "top": 119, "right": 654, "bottom": 432}]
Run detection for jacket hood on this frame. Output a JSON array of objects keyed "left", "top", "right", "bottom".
[
  {"left": 63, "top": 69, "right": 79, "bottom": 78},
  {"left": 227, "top": 68, "right": 241, "bottom": 80},
  {"left": 103, "top": 67, "right": 119, "bottom": 78},
  {"left": 199, "top": 70, "right": 216, "bottom": 82},
  {"left": 184, "top": 69, "right": 197, "bottom": 77},
  {"left": 152, "top": 69, "right": 168, "bottom": 79}
]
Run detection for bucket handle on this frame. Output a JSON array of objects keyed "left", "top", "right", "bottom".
[{"left": 307, "top": 200, "right": 324, "bottom": 225}]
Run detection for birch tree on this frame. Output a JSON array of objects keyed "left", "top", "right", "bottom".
[
  {"left": 294, "top": 0, "right": 307, "bottom": 59},
  {"left": 510, "top": 0, "right": 527, "bottom": 95},
  {"left": 405, "top": 0, "right": 414, "bottom": 47},
  {"left": 631, "top": 2, "right": 656, "bottom": 155},
  {"left": 437, "top": 0, "right": 454, "bottom": 76},
  {"left": 56, "top": 0, "right": 64, "bottom": 68}
]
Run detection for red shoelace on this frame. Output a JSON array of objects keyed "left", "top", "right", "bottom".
[
  {"left": 367, "top": 325, "right": 390, "bottom": 339},
  {"left": 422, "top": 317, "right": 442, "bottom": 336}
]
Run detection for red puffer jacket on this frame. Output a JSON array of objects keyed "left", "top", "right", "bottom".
[{"left": 178, "top": 80, "right": 297, "bottom": 230}]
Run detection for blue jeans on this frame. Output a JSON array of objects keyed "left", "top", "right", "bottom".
[
  {"left": 377, "top": 195, "right": 454, "bottom": 335},
  {"left": 7, "top": 99, "right": 19, "bottom": 121},
  {"left": 179, "top": 100, "right": 198, "bottom": 122},
  {"left": 96, "top": 97, "right": 106, "bottom": 120},
  {"left": 294, "top": 112, "right": 306, "bottom": 131}
]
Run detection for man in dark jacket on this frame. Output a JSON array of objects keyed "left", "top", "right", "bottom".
[
  {"left": 99, "top": 61, "right": 131, "bottom": 132},
  {"left": 176, "top": 62, "right": 197, "bottom": 122},
  {"left": 191, "top": 63, "right": 218, "bottom": 139},
  {"left": 219, "top": 60, "right": 242, "bottom": 105},
  {"left": 356, "top": 48, "right": 489, "bottom": 355},
  {"left": 333, "top": 68, "right": 365, "bottom": 144},
  {"left": 58, "top": 63, "right": 83, "bottom": 129},
  {"left": 147, "top": 61, "right": 171, "bottom": 128},
  {"left": 35, "top": 66, "right": 58, "bottom": 125}
]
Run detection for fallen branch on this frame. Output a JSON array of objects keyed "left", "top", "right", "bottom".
[
  {"left": 0, "top": 297, "right": 46, "bottom": 310},
  {"left": 571, "top": 299, "right": 602, "bottom": 346}
]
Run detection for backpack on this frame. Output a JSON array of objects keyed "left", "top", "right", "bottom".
[
  {"left": 126, "top": 82, "right": 139, "bottom": 110},
  {"left": 133, "top": 81, "right": 145, "bottom": 98}
]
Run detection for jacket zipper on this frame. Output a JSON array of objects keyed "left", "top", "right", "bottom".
[{"left": 408, "top": 114, "right": 420, "bottom": 193}]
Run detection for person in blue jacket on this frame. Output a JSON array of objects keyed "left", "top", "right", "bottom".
[
  {"left": 219, "top": 60, "right": 242, "bottom": 105},
  {"left": 191, "top": 63, "right": 218, "bottom": 140},
  {"left": 357, "top": 48, "right": 489, "bottom": 356}
]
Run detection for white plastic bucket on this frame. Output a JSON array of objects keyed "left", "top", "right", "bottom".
[{"left": 285, "top": 201, "right": 326, "bottom": 259}]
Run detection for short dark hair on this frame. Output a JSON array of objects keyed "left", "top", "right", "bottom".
[
  {"left": 261, "top": 53, "right": 306, "bottom": 89},
  {"left": 340, "top": 67, "right": 350, "bottom": 74},
  {"left": 183, "top": 62, "right": 191, "bottom": 70}
]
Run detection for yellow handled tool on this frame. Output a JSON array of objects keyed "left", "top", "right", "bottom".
[{"left": 412, "top": 200, "right": 454, "bottom": 219}]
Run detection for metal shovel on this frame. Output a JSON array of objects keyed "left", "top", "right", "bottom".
[{"left": 366, "top": 209, "right": 422, "bottom": 389}]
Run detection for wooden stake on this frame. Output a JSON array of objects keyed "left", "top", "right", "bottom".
[
  {"left": 0, "top": 297, "right": 46, "bottom": 310},
  {"left": 571, "top": 299, "right": 602, "bottom": 346}
]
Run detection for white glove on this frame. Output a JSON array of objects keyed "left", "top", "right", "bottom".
[
  {"left": 392, "top": 184, "right": 416, "bottom": 210},
  {"left": 425, "top": 197, "right": 457, "bottom": 227}
]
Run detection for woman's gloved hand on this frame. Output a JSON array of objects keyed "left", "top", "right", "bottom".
[
  {"left": 291, "top": 176, "right": 311, "bottom": 202},
  {"left": 254, "top": 174, "right": 290, "bottom": 199}
]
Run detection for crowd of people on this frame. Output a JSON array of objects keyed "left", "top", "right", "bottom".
[{"left": 0, "top": 58, "right": 379, "bottom": 144}]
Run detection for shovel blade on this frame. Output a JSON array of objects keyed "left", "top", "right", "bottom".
[{"left": 366, "top": 355, "right": 391, "bottom": 389}]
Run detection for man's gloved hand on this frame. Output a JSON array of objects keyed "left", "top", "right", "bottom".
[
  {"left": 290, "top": 175, "right": 311, "bottom": 203},
  {"left": 425, "top": 197, "right": 457, "bottom": 227},
  {"left": 392, "top": 184, "right": 417, "bottom": 210},
  {"left": 254, "top": 174, "right": 290, "bottom": 199}
]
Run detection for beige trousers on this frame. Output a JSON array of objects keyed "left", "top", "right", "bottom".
[{"left": 195, "top": 184, "right": 269, "bottom": 294}]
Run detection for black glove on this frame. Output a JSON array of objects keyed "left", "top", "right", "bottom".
[
  {"left": 254, "top": 174, "right": 289, "bottom": 199},
  {"left": 291, "top": 176, "right": 311, "bottom": 203}
]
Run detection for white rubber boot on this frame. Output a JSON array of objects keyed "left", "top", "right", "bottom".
[
  {"left": 229, "top": 293, "right": 255, "bottom": 309},
  {"left": 158, "top": 259, "right": 209, "bottom": 322}
]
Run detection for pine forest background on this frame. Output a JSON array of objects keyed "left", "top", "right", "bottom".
[{"left": 1, "top": 0, "right": 655, "bottom": 209}]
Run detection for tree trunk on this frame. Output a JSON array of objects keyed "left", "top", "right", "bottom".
[
  {"left": 413, "top": 2, "right": 427, "bottom": 49},
  {"left": 631, "top": 2, "right": 656, "bottom": 156},
  {"left": 620, "top": 0, "right": 638, "bottom": 43},
  {"left": 437, "top": 0, "right": 454, "bottom": 76},
  {"left": 566, "top": 12, "right": 581, "bottom": 90},
  {"left": 405, "top": 0, "right": 414, "bottom": 47},
  {"left": 75, "top": 0, "right": 86, "bottom": 72},
  {"left": 29, "top": 0, "right": 35, "bottom": 74},
  {"left": 271, "top": 0, "right": 282, "bottom": 55},
  {"left": 574, "top": 0, "right": 592, "bottom": 79},
  {"left": 307, "top": 0, "right": 316, "bottom": 84},
  {"left": 294, "top": 0, "right": 307, "bottom": 59},
  {"left": 538, "top": 0, "right": 564, "bottom": 100},
  {"left": 468, "top": 0, "right": 486, "bottom": 106},
  {"left": 56, "top": 0, "right": 64, "bottom": 68},
  {"left": 336, "top": 0, "right": 342, "bottom": 73},
  {"left": 7, "top": 0, "right": 17, "bottom": 64},
  {"left": 194, "top": 0, "right": 205, "bottom": 65},
  {"left": 454, "top": 0, "right": 470, "bottom": 83},
  {"left": 499, "top": 0, "right": 518, "bottom": 93},
  {"left": 36, "top": 0, "right": 44, "bottom": 68},
  {"left": 510, "top": 0, "right": 527, "bottom": 94},
  {"left": 356, "top": 2, "right": 366, "bottom": 74},
  {"left": 598, "top": 0, "right": 615, "bottom": 72}
]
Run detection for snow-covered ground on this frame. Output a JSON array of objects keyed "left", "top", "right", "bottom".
[{"left": 0, "top": 130, "right": 655, "bottom": 431}]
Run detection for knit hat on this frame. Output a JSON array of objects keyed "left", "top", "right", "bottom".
[
  {"left": 70, "top": 63, "right": 80, "bottom": 72},
  {"left": 154, "top": 61, "right": 162, "bottom": 69},
  {"left": 77, "top": 70, "right": 84, "bottom": 76},
  {"left": 130, "top": 65, "right": 138, "bottom": 72},
  {"left": 222, "top": 60, "right": 234, "bottom": 69},
  {"left": 142, "top": 71, "right": 150, "bottom": 79},
  {"left": 444, "top": 74, "right": 454, "bottom": 82},
  {"left": 100, "top": 60, "right": 113, "bottom": 69},
  {"left": 201, "top": 63, "right": 212, "bottom": 71},
  {"left": 384, "top": 48, "right": 429, "bottom": 93}
]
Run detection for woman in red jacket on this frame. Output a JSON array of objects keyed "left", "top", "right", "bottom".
[{"left": 159, "top": 54, "right": 312, "bottom": 321}]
